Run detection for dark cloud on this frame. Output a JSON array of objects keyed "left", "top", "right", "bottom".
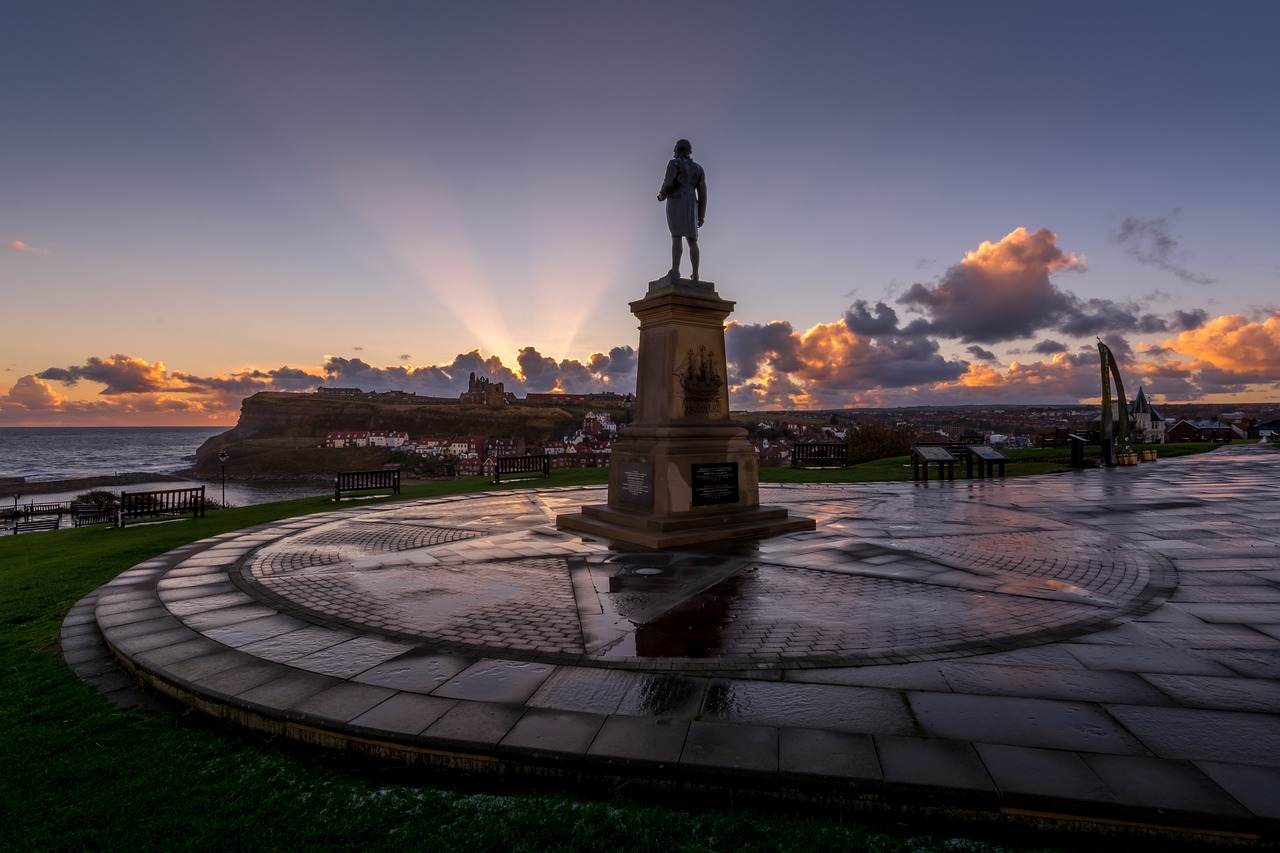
[
  {"left": 966, "top": 345, "right": 997, "bottom": 361},
  {"left": 897, "top": 227, "right": 1084, "bottom": 343},
  {"left": 844, "top": 300, "right": 901, "bottom": 335},
  {"left": 1111, "top": 210, "right": 1215, "bottom": 285},
  {"left": 725, "top": 321, "right": 803, "bottom": 386},
  {"left": 588, "top": 346, "right": 637, "bottom": 379},
  {"left": 37, "top": 355, "right": 169, "bottom": 394},
  {"left": 1172, "top": 309, "right": 1209, "bottom": 331},
  {"left": 727, "top": 320, "right": 966, "bottom": 407},
  {"left": 516, "top": 347, "right": 559, "bottom": 390},
  {"left": 1031, "top": 340, "right": 1067, "bottom": 355}
]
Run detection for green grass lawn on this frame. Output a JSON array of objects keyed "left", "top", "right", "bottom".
[{"left": 6, "top": 456, "right": 1227, "bottom": 851}]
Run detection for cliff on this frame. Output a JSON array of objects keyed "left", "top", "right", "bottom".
[{"left": 190, "top": 392, "right": 576, "bottom": 477}]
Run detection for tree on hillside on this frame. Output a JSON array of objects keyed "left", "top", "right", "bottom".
[{"left": 846, "top": 421, "right": 915, "bottom": 464}]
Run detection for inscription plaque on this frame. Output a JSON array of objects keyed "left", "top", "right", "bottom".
[
  {"left": 691, "top": 462, "right": 739, "bottom": 507},
  {"left": 618, "top": 461, "right": 654, "bottom": 508}
]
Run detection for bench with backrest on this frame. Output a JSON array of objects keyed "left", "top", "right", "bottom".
[
  {"left": 71, "top": 502, "right": 115, "bottom": 527},
  {"left": 791, "top": 442, "right": 849, "bottom": 469},
  {"left": 494, "top": 454, "right": 550, "bottom": 483},
  {"left": 334, "top": 468, "right": 401, "bottom": 501},
  {"left": 14, "top": 516, "right": 61, "bottom": 534},
  {"left": 20, "top": 501, "right": 71, "bottom": 519},
  {"left": 911, "top": 445, "right": 957, "bottom": 482},
  {"left": 119, "top": 486, "right": 205, "bottom": 525}
]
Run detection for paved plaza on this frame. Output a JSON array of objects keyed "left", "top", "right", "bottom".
[{"left": 64, "top": 445, "right": 1280, "bottom": 843}]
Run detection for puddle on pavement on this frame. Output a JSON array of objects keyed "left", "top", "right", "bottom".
[{"left": 581, "top": 552, "right": 752, "bottom": 659}]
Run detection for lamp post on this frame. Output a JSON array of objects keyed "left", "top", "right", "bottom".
[{"left": 217, "top": 451, "right": 228, "bottom": 507}]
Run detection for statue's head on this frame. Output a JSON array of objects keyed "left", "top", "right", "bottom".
[{"left": 674, "top": 138, "right": 692, "bottom": 156}]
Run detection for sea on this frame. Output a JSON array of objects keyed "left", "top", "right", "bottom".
[{"left": 0, "top": 427, "right": 328, "bottom": 507}]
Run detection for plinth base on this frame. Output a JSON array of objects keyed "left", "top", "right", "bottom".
[{"left": 557, "top": 503, "right": 815, "bottom": 550}]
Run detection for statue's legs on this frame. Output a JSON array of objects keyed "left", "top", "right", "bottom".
[{"left": 670, "top": 236, "right": 700, "bottom": 280}]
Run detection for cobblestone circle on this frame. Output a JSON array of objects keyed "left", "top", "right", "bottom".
[{"left": 217, "top": 486, "right": 1175, "bottom": 669}]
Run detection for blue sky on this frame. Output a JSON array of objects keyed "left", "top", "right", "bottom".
[{"left": 3, "top": 0, "right": 1278, "bottom": 424}]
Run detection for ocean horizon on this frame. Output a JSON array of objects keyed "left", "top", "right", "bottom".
[
  {"left": 0, "top": 426, "right": 228, "bottom": 482},
  {"left": 0, "top": 426, "right": 331, "bottom": 508}
]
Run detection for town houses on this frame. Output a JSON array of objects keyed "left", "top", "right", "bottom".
[
  {"left": 319, "top": 387, "right": 1275, "bottom": 480},
  {"left": 324, "top": 430, "right": 409, "bottom": 448}
]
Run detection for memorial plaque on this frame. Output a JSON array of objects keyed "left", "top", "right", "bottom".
[
  {"left": 618, "top": 462, "right": 654, "bottom": 508},
  {"left": 691, "top": 462, "right": 739, "bottom": 507}
]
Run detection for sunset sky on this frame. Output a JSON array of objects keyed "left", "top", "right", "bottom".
[{"left": 4, "top": 1, "right": 1279, "bottom": 426}]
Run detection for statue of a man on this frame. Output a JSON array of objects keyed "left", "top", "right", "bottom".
[{"left": 657, "top": 138, "right": 707, "bottom": 281}]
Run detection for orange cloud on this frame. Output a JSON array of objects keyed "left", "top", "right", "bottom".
[
  {"left": 1164, "top": 312, "right": 1280, "bottom": 376},
  {"left": 0, "top": 373, "right": 238, "bottom": 426},
  {"left": 3, "top": 375, "right": 63, "bottom": 410},
  {"left": 2, "top": 239, "right": 48, "bottom": 254}
]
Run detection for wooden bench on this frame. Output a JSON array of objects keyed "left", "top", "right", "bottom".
[
  {"left": 911, "top": 445, "right": 957, "bottom": 482},
  {"left": 964, "top": 445, "right": 1009, "bottom": 478},
  {"left": 791, "top": 442, "right": 848, "bottom": 469},
  {"left": 494, "top": 454, "right": 550, "bottom": 483},
  {"left": 335, "top": 468, "right": 401, "bottom": 501},
  {"left": 119, "top": 486, "right": 206, "bottom": 525},
  {"left": 71, "top": 503, "right": 114, "bottom": 527},
  {"left": 14, "top": 516, "right": 61, "bottom": 534},
  {"left": 19, "top": 501, "right": 70, "bottom": 519}
]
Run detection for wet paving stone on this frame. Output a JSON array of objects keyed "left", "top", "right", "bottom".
[
  {"left": 420, "top": 700, "right": 525, "bottom": 750},
  {"left": 70, "top": 447, "right": 1280, "bottom": 832},
  {"left": 779, "top": 728, "right": 882, "bottom": 783},
  {"left": 346, "top": 692, "right": 456, "bottom": 739},
  {"left": 587, "top": 716, "right": 690, "bottom": 767},
  {"left": 875, "top": 736, "right": 996, "bottom": 793},
  {"left": 353, "top": 650, "right": 475, "bottom": 693},
  {"left": 1102, "top": 704, "right": 1280, "bottom": 765},
  {"left": 910, "top": 692, "right": 1149, "bottom": 755},
  {"left": 500, "top": 708, "right": 607, "bottom": 757},
  {"left": 681, "top": 720, "right": 777, "bottom": 774},
  {"left": 1081, "top": 753, "right": 1249, "bottom": 817},
  {"left": 973, "top": 743, "right": 1116, "bottom": 804},
  {"left": 432, "top": 658, "right": 555, "bottom": 704},
  {"left": 702, "top": 679, "right": 915, "bottom": 735}
]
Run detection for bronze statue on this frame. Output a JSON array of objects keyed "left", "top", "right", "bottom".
[{"left": 657, "top": 138, "right": 707, "bottom": 281}]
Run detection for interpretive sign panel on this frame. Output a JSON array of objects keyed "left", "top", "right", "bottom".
[
  {"left": 913, "top": 446, "right": 957, "bottom": 462},
  {"left": 968, "top": 446, "right": 1008, "bottom": 462},
  {"left": 691, "top": 462, "right": 739, "bottom": 507},
  {"left": 618, "top": 462, "right": 654, "bottom": 508}
]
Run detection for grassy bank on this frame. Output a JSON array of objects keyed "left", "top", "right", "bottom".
[{"left": 5, "top": 459, "right": 1216, "bottom": 851}]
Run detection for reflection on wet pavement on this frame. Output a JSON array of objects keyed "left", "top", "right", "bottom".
[{"left": 204, "top": 483, "right": 1176, "bottom": 670}]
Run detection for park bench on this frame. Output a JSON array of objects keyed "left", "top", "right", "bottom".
[
  {"left": 791, "top": 442, "right": 848, "bottom": 469},
  {"left": 71, "top": 503, "right": 114, "bottom": 527},
  {"left": 119, "top": 486, "right": 206, "bottom": 525},
  {"left": 494, "top": 454, "right": 550, "bottom": 483},
  {"left": 911, "top": 445, "right": 957, "bottom": 482},
  {"left": 963, "top": 445, "right": 1009, "bottom": 478},
  {"left": 19, "top": 501, "right": 71, "bottom": 519},
  {"left": 334, "top": 468, "right": 401, "bottom": 501},
  {"left": 14, "top": 516, "right": 61, "bottom": 534}
]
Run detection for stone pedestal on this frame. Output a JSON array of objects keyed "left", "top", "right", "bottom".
[{"left": 557, "top": 277, "right": 815, "bottom": 549}]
